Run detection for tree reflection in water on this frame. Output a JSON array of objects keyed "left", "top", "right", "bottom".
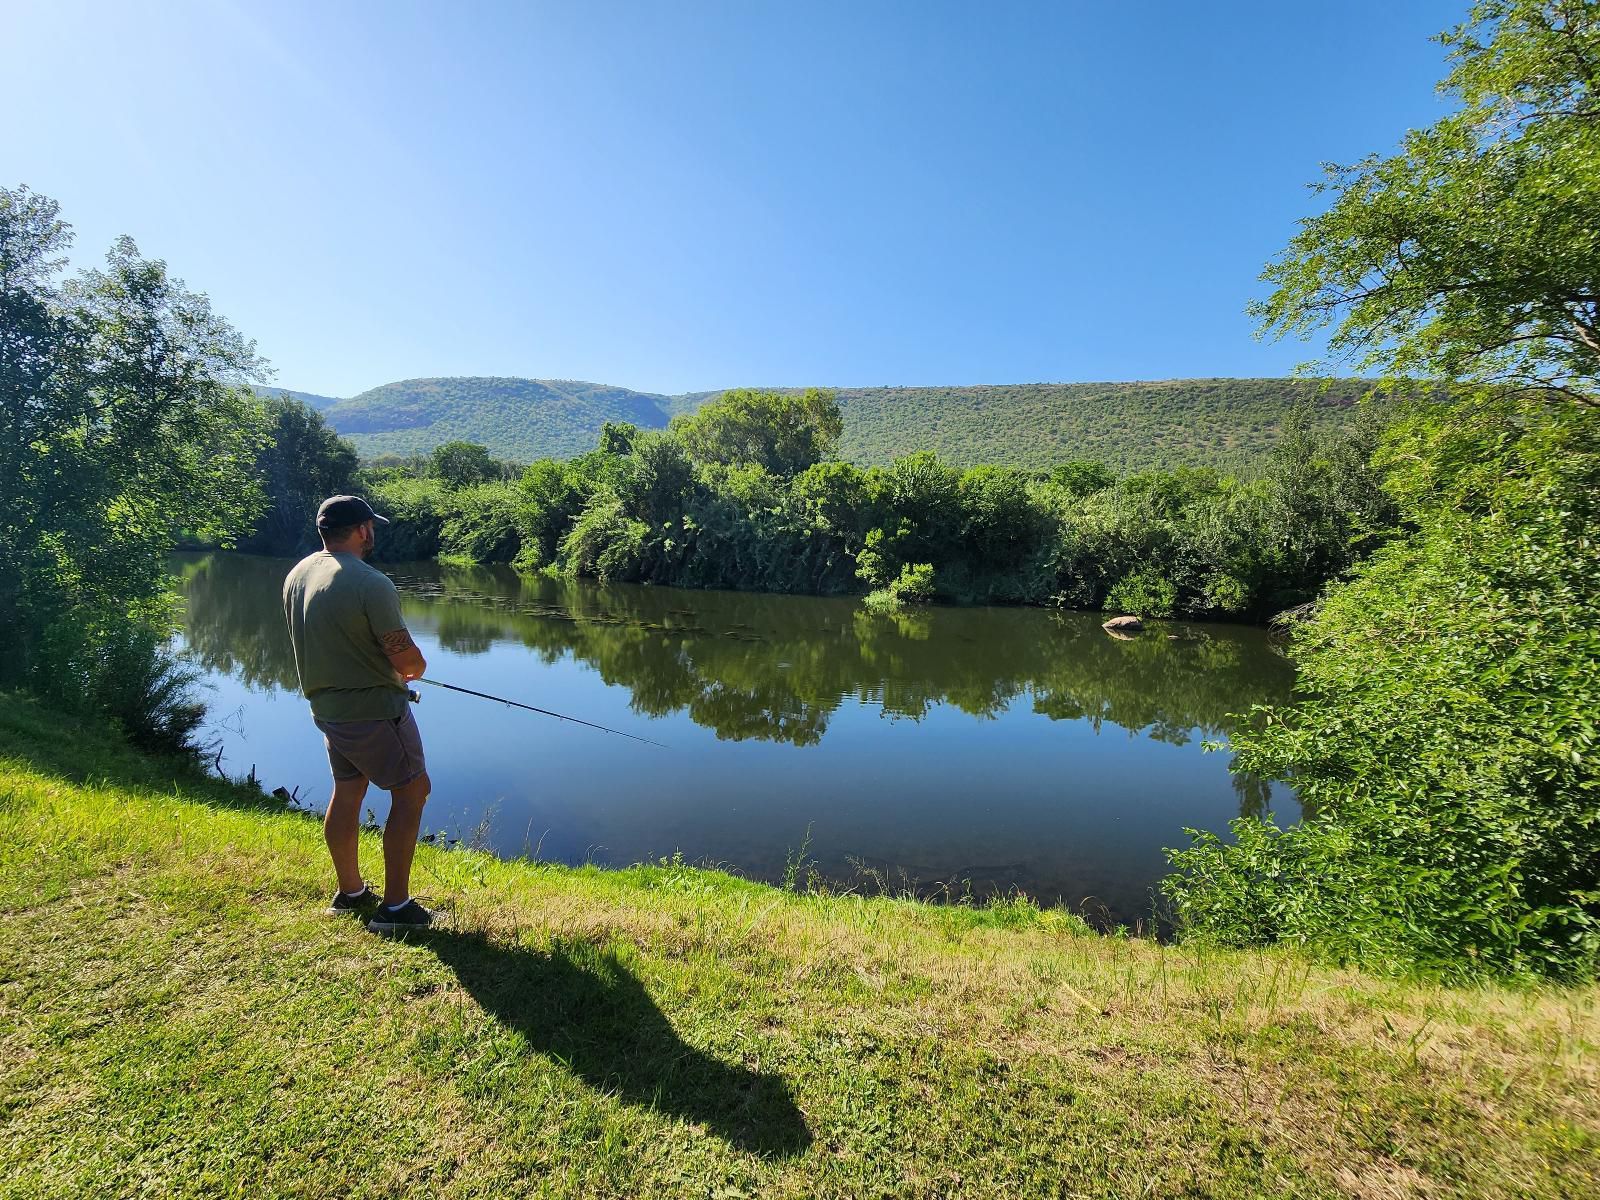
[
  {"left": 175, "top": 553, "right": 1299, "bottom": 908},
  {"left": 174, "top": 552, "right": 1293, "bottom": 813}
]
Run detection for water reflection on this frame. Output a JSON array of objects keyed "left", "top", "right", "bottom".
[
  {"left": 176, "top": 553, "right": 1293, "bottom": 749},
  {"left": 173, "top": 553, "right": 1295, "bottom": 923}
]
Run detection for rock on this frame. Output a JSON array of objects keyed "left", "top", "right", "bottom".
[{"left": 1102, "top": 615, "right": 1143, "bottom": 634}]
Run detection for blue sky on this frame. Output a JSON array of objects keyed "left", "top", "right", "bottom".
[{"left": 5, "top": 0, "right": 1464, "bottom": 398}]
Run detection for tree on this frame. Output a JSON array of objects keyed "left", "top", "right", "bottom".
[
  {"left": 1254, "top": 0, "right": 1600, "bottom": 401},
  {"left": 1170, "top": 2, "right": 1600, "bottom": 979},
  {"left": 239, "top": 394, "right": 359, "bottom": 554},
  {"left": 429, "top": 440, "right": 499, "bottom": 487},
  {"left": 1170, "top": 397, "right": 1600, "bottom": 978},
  {"left": 1048, "top": 459, "right": 1116, "bottom": 497},
  {"left": 596, "top": 420, "right": 640, "bottom": 456},
  {"left": 0, "top": 186, "right": 268, "bottom": 749},
  {"left": 514, "top": 459, "right": 585, "bottom": 570},
  {"left": 671, "top": 388, "right": 843, "bottom": 476}
]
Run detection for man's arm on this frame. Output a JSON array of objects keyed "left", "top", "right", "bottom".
[
  {"left": 380, "top": 627, "right": 427, "bottom": 682},
  {"left": 365, "top": 574, "right": 426, "bottom": 682}
]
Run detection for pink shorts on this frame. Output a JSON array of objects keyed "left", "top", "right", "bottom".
[{"left": 314, "top": 708, "right": 427, "bottom": 790}]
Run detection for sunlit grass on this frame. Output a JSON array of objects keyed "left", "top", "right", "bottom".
[{"left": 0, "top": 694, "right": 1595, "bottom": 1199}]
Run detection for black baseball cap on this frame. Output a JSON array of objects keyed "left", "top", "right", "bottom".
[{"left": 316, "top": 495, "right": 390, "bottom": 530}]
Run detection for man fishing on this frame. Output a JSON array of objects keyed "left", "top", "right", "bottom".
[{"left": 282, "top": 495, "right": 436, "bottom": 933}]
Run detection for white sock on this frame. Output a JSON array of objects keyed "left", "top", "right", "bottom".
[
  {"left": 340, "top": 885, "right": 369, "bottom": 898},
  {"left": 382, "top": 896, "right": 411, "bottom": 911}
]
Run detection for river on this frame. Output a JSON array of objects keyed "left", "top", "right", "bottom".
[{"left": 173, "top": 552, "right": 1297, "bottom": 927}]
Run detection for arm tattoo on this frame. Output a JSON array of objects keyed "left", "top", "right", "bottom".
[{"left": 380, "top": 629, "right": 417, "bottom": 656}]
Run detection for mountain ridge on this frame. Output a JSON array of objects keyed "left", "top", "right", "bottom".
[{"left": 255, "top": 375, "right": 1368, "bottom": 472}]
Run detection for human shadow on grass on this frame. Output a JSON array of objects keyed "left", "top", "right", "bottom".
[{"left": 426, "top": 929, "right": 812, "bottom": 1157}]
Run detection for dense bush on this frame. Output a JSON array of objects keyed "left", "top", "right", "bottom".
[
  {"left": 1164, "top": 0, "right": 1600, "bottom": 982},
  {"left": 1167, "top": 396, "right": 1599, "bottom": 981},
  {"left": 362, "top": 473, "right": 449, "bottom": 560},
  {"left": 1104, "top": 571, "right": 1178, "bottom": 618},
  {"left": 440, "top": 481, "right": 523, "bottom": 562}
]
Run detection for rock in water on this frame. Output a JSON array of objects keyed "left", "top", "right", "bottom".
[{"left": 1102, "top": 615, "right": 1143, "bottom": 634}]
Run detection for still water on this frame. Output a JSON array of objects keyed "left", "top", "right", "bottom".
[{"left": 173, "top": 552, "right": 1297, "bottom": 926}]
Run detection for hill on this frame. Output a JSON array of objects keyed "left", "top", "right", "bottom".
[
  {"left": 829, "top": 378, "right": 1366, "bottom": 472},
  {"left": 324, "top": 376, "right": 676, "bottom": 462},
  {"left": 250, "top": 385, "right": 341, "bottom": 411},
  {"left": 287, "top": 375, "right": 1373, "bottom": 472}
]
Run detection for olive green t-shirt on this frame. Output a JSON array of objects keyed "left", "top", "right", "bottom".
[{"left": 281, "top": 551, "right": 411, "bottom": 722}]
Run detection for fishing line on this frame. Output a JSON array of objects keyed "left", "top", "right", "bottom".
[{"left": 415, "top": 677, "right": 670, "bottom": 749}]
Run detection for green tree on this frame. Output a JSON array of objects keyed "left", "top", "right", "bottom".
[
  {"left": 429, "top": 440, "right": 499, "bottom": 488},
  {"left": 1048, "top": 459, "right": 1116, "bottom": 497},
  {"left": 615, "top": 433, "right": 697, "bottom": 525},
  {"left": 671, "top": 388, "right": 843, "bottom": 476},
  {"left": 1254, "top": 0, "right": 1600, "bottom": 400},
  {"left": 0, "top": 186, "right": 267, "bottom": 750},
  {"left": 238, "top": 394, "right": 359, "bottom": 554},
  {"left": 596, "top": 420, "right": 640, "bottom": 456},
  {"left": 1169, "top": 397, "right": 1600, "bottom": 979},
  {"left": 514, "top": 459, "right": 586, "bottom": 570},
  {"left": 441, "top": 482, "right": 523, "bottom": 563}
]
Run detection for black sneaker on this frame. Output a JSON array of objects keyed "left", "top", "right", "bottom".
[
  {"left": 367, "top": 898, "right": 435, "bottom": 934},
  {"left": 326, "top": 886, "right": 382, "bottom": 917}
]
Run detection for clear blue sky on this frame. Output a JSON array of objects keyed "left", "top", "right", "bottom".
[{"left": 5, "top": 0, "right": 1465, "bottom": 398}]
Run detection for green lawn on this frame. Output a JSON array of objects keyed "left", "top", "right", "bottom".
[{"left": 1, "top": 696, "right": 1595, "bottom": 1199}]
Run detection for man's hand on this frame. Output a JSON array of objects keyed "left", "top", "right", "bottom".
[{"left": 380, "top": 628, "right": 427, "bottom": 682}]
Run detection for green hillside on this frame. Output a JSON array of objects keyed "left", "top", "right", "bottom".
[
  {"left": 299, "top": 375, "right": 1370, "bottom": 471},
  {"left": 250, "top": 385, "right": 341, "bottom": 411},
  {"left": 325, "top": 377, "right": 676, "bottom": 462},
  {"left": 831, "top": 378, "right": 1366, "bottom": 472}
]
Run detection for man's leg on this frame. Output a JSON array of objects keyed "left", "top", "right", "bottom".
[
  {"left": 383, "top": 771, "right": 431, "bottom": 903},
  {"left": 325, "top": 774, "right": 370, "bottom": 895}
]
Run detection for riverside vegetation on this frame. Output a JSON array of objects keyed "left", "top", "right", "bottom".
[
  {"left": 330, "top": 389, "right": 1398, "bottom": 622},
  {"left": 1, "top": 2, "right": 1598, "bottom": 1191}
]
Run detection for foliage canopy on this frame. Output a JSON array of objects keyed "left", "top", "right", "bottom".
[
  {"left": 0, "top": 185, "right": 267, "bottom": 749},
  {"left": 671, "top": 388, "right": 843, "bottom": 477},
  {"left": 236, "top": 393, "right": 358, "bottom": 555},
  {"left": 1255, "top": 0, "right": 1600, "bottom": 401}
]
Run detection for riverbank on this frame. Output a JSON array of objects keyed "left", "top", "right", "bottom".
[{"left": 2, "top": 696, "right": 1596, "bottom": 1199}]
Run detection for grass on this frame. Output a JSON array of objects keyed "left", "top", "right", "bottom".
[{"left": 1, "top": 695, "right": 1596, "bottom": 1198}]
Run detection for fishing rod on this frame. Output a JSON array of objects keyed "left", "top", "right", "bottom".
[{"left": 414, "top": 677, "right": 670, "bottom": 750}]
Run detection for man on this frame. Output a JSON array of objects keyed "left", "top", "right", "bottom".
[{"left": 282, "top": 495, "right": 435, "bottom": 933}]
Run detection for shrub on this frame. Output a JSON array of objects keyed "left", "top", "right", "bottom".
[
  {"left": 862, "top": 562, "right": 937, "bottom": 612},
  {"left": 440, "top": 482, "right": 522, "bottom": 563},
  {"left": 1166, "top": 396, "right": 1600, "bottom": 981},
  {"left": 1105, "top": 571, "right": 1178, "bottom": 617},
  {"left": 1201, "top": 573, "right": 1249, "bottom": 613},
  {"left": 513, "top": 459, "right": 587, "bottom": 571},
  {"left": 561, "top": 496, "right": 650, "bottom": 583},
  {"left": 364, "top": 474, "right": 448, "bottom": 560}
]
